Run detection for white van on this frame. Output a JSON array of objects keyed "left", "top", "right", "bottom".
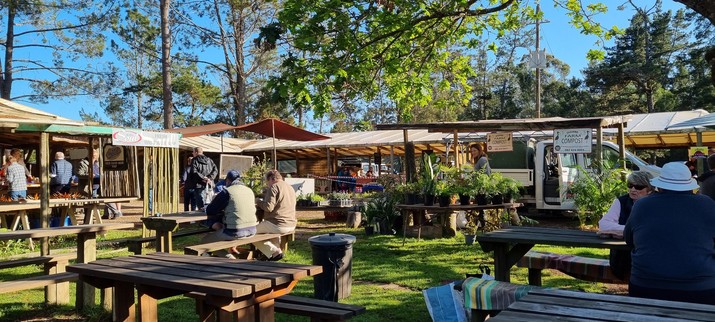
[{"left": 490, "top": 139, "right": 660, "bottom": 213}]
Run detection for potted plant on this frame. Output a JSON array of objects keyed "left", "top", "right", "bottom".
[
  {"left": 363, "top": 192, "right": 399, "bottom": 234},
  {"left": 400, "top": 182, "right": 421, "bottom": 205},
  {"left": 496, "top": 175, "right": 522, "bottom": 204},
  {"left": 309, "top": 193, "right": 328, "bottom": 206},
  {"left": 462, "top": 211, "right": 481, "bottom": 245},
  {"left": 328, "top": 191, "right": 353, "bottom": 207},
  {"left": 434, "top": 179, "right": 452, "bottom": 207},
  {"left": 470, "top": 172, "right": 493, "bottom": 205},
  {"left": 420, "top": 154, "right": 438, "bottom": 205},
  {"left": 296, "top": 193, "right": 311, "bottom": 207}
]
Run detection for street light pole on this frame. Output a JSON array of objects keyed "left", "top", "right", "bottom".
[{"left": 535, "top": 3, "right": 541, "bottom": 119}]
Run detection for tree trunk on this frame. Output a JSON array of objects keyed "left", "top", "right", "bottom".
[
  {"left": 1, "top": 3, "right": 16, "bottom": 99},
  {"left": 231, "top": 4, "right": 247, "bottom": 126},
  {"left": 160, "top": 0, "right": 173, "bottom": 129}
]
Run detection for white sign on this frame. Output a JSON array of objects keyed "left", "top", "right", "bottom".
[
  {"left": 112, "top": 129, "right": 180, "bottom": 148},
  {"left": 486, "top": 132, "right": 513, "bottom": 152},
  {"left": 553, "top": 129, "right": 592, "bottom": 153}
]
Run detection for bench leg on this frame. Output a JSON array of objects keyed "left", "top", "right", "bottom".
[
  {"left": 527, "top": 268, "right": 542, "bottom": 286},
  {"left": 44, "top": 260, "right": 69, "bottom": 305}
]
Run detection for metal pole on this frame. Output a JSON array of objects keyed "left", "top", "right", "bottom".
[{"left": 535, "top": 3, "right": 541, "bottom": 119}]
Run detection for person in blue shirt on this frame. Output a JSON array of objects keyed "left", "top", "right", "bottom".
[
  {"left": 50, "top": 152, "right": 73, "bottom": 194},
  {"left": 625, "top": 162, "right": 715, "bottom": 305}
]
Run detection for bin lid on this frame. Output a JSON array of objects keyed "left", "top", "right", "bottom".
[{"left": 308, "top": 232, "right": 356, "bottom": 246}]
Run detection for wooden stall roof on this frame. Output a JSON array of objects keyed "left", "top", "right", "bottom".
[{"left": 375, "top": 115, "right": 629, "bottom": 132}]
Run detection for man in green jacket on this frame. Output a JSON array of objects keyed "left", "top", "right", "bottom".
[{"left": 200, "top": 170, "right": 258, "bottom": 258}]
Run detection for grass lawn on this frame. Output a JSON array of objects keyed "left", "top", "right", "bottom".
[{"left": 0, "top": 215, "right": 624, "bottom": 321}]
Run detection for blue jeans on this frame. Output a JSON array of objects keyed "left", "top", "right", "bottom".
[
  {"left": 192, "top": 187, "right": 206, "bottom": 210},
  {"left": 9, "top": 190, "right": 26, "bottom": 200},
  {"left": 184, "top": 188, "right": 196, "bottom": 211}
]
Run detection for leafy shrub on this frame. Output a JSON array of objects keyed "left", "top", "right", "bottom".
[{"left": 570, "top": 165, "right": 628, "bottom": 228}]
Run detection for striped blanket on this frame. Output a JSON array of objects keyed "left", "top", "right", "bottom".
[
  {"left": 462, "top": 278, "right": 539, "bottom": 310},
  {"left": 516, "top": 250, "right": 626, "bottom": 284}
]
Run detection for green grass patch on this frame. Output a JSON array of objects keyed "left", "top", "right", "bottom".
[{"left": 0, "top": 220, "right": 622, "bottom": 321}]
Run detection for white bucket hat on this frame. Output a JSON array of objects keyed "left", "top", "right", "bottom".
[{"left": 650, "top": 162, "right": 699, "bottom": 191}]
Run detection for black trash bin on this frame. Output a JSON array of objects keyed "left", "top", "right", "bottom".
[{"left": 308, "top": 232, "right": 356, "bottom": 301}]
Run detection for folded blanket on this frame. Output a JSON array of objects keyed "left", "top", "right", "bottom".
[{"left": 462, "top": 277, "right": 539, "bottom": 310}]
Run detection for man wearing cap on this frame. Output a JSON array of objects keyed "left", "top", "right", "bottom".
[
  {"left": 200, "top": 170, "right": 258, "bottom": 258},
  {"left": 254, "top": 170, "right": 296, "bottom": 261},
  {"left": 624, "top": 162, "right": 715, "bottom": 304}
]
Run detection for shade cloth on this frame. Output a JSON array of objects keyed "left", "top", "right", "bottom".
[{"left": 234, "top": 118, "right": 330, "bottom": 141}]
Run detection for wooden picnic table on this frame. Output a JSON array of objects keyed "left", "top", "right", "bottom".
[
  {"left": 140, "top": 211, "right": 206, "bottom": 253},
  {"left": 396, "top": 203, "right": 522, "bottom": 242},
  {"left": 476, "top": 226, "right": 628, "bottom": 282},
  {"left": 67, "top": 252, "right": 323, "bottom": 322},
  {"left": 0, "top": 223, "right": 135, "bottom": 309},
  {"left": 487, "top": 288, "right": 715, "bottom": 321}
]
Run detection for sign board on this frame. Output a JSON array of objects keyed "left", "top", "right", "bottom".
[
  {"left": 112, "top": 128, "right": 180, "bottom": 148},
  {"left": 689, "top": 146, "right": 708, "bottom": 159},
  {"left": 553, "top": 129, "right": 592, "bottom": 153},
  {"left": 219, "top": 155, "right": 254, "bottom": 179},
  {"left": 486, "top": 132, "right": 513, "bottom": 152},
  {"left": 102, "top": 144, "right": 129, "bottom": 170}
]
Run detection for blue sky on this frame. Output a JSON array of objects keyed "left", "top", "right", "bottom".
[{"left": 13, "top": 0, "right": 686, "bottom": 124}]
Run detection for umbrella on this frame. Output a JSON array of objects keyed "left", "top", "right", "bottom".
[
  {"left": 666, "top": 112, "right": 715, "bottom": 130},
  {"left": 234, "top": 118, "right": 330, "bottom": 169}
]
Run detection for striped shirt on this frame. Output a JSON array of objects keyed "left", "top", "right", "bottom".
[{"left": 6, "top": 162, "right": 27, "bottom": 192}]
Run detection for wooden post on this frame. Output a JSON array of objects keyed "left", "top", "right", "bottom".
[
  {"left": 453, "top": 130, "right": 459, "bottom": 168},
  {"left": 617, "top": 123, "right": 626, "bottom": 170},
  {"left": 40, "top": 132, "right": 49, "bottom": 253}
]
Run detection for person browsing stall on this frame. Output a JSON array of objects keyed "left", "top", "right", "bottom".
[
  {"left": 187, "top": 147, "right": 218, "bottom": 210},
  {"left": 254, "top": 170, "right": 296, "bottom": 261},
  {"left": 597, "top": 171, "right": 653, "bottom": 281},
  {"left": 624, "top": 162, "right": 715, "bottom": 305},
  {"left": 201, "top": 170, "right": 258, "bottom": 258},
  {"left": 471, "top": 143, "right": 491, "bottom": 175},
  {"left": 50, "top": 151, "right": 73, "bottom": 194},
  {"left": 5, "top": 155, "right": 27, "bottom": 200}
]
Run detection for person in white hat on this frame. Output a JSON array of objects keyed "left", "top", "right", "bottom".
[{"left": 624, "top": 162, "right": 715, "bottom": 304}]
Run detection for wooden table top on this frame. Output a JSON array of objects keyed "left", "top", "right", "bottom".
[
  {"left": 141, "top": 211, "right": 206, "bottom": 230},
  {"left": 488, "top": 288, "right": 715, "bottom": 321},
  {"left": 476, "top": 226, "right": 629, "bottom": 250},
  {"left": 67, "top": 253, "right": 323, "bottom": 299},
  {"left": 0, "top": 223, "right": 135, "bottom": 240},
  {"left": 0, "top": 199, "right": 104, "bottom": 212}
]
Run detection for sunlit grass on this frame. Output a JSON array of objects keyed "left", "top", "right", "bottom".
[{"left": 0, "top": 218, "right": 621, "bottom": 321}]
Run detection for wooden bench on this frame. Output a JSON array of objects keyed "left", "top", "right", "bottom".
[
  {"left": 0, "top": 223, "right": 134, "bottom": 308},
  {"left": 274, "top": 295, "right": 366, "bottom": 321},
  {"left": 127, "top": 227, "right": 213, "bottom": 254},
  {"left": 183, "top": 231, "right": 295, "bottom": 258},
  {"left": 188, "top": 292, "right": 365, "bottom": 322},
  {"left": 516, "top": 250, "right": 626, "bottom": 286},
  {"left": 0, "top": 253, "right": 78, "bottom": 304}
]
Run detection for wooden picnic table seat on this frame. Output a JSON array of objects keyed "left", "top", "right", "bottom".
[
  {"left": 274, "top": 295, "right": 366, "bottom": 322},
  {"left": 127, "top": 227, "right": 213, "bottom": 254},
  {"left": 516, "top": 250, "right": 626, "bottom": 286},
  {"left": 0, "top": 252, "right": 79, "bottom": 304},
  {"left": 183, "top": 231, "right": 295, "bottom": 258}
]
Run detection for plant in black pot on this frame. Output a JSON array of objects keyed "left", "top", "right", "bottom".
[
  {"left": 329, "top": 191, "right": 353, "bottom": 207},
  {"left": 470, "top": 172, "right": 493, "bottom": 205},
  {"left": 435, "top": 179, "right": 452, "bottom": 207},
  {"left": 363, "top": 192, "right": 399, "bottom": 234},
  {"left": 420, "top": 154, "right": 438, "bottom": 206},
  {"left": 495, "top": 175, "right": 522, "bottom": 204}
]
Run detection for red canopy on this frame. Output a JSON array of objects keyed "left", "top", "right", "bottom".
[{"left": 234, "top": 118, "right": 329, "bottom": 141}]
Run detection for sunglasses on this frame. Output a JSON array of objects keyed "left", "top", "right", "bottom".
[{"left": 627, "top": 184, "right": 647, "bottom": 190}]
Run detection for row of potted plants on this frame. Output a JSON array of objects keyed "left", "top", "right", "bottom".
[{"left": 401, "top": 155, "right": 523, "bottom": 206}]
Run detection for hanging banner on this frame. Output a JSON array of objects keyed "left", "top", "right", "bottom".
[
  {"left": 112, "top": 128, "right": 180, "bottom": 148},
  {"left": 689, "top": 146, "right": 708, "bottom": 158},
  {"left": 486, "top": 132, "right": 513, "bottom": 152},
  {"left": 553, "top": 129, "right": 591, "bottom": 153}
]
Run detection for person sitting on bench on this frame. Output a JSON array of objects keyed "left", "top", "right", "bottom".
[
  {"left": 201, "top": 170, "right": 258, "bottom": 259},
  {"left": 597, "top": 171, "right": 653, "bottom": 281},
  {"left": 254, "top": 170, "right": 296, "bottom": 261}
]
